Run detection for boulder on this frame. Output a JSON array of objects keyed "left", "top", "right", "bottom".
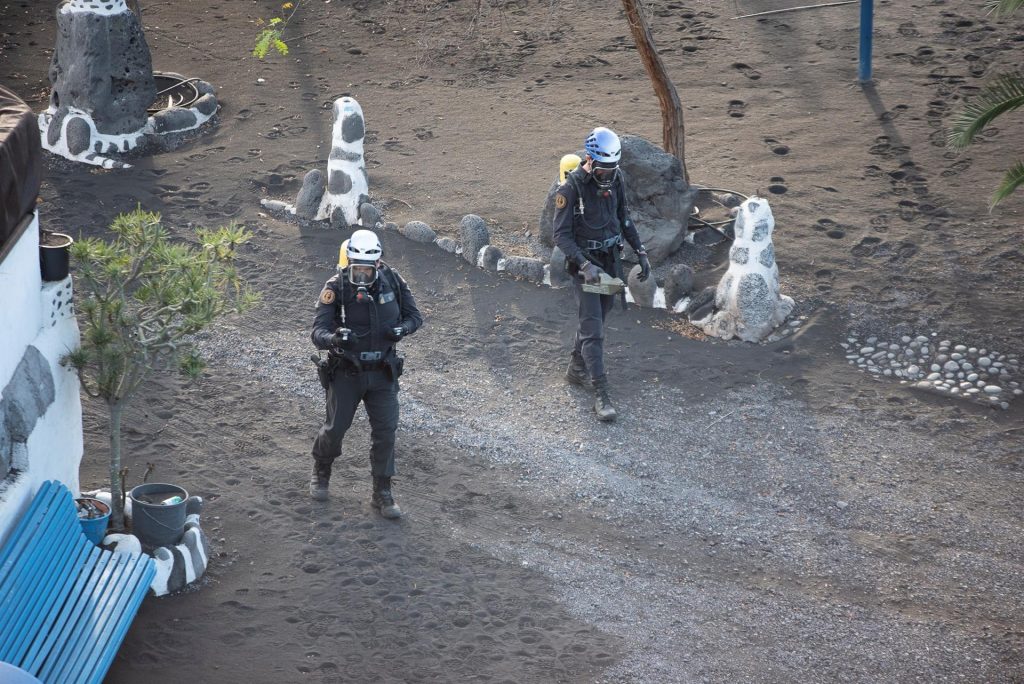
[
  {"left": 498, "top": 256, "right": 545, "bottom": 283},
  {"left": 400, "top": 220, "right": 436, "bottom": 243},
  {"left": 619, "top": 135, "right": 697, "bottom": 265},
  {"left": 626, "top": 264, "right": 657, "bottom": 307},
  {"left": 359, "top": 201, "right": 381, "bottom": 227},
  {"left": 538, "top": 179, "right": 559, "bottom": 247},
  {"left": 547, "top": 246, "right": 571, "bottom": 288},
  {"left": 686, "top": 286, "right": 716, "bottom": 322},
  {"left": 435, "top": 236, "right": 459, "bottom": 254},
  {"left": 663, "top": 264, "right": 695, "bottom": 308},
  {"left": 294, "top": 169, "right": 326, "bottom": 219},
  {"left": 460, "top": 214, "right": 489, "bottom": 265},
  {"left": 478, "top": 245, "right": 502, "bottom": 271}
]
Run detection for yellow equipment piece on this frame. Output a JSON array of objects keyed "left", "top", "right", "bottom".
[
  {"left": 337, "top": 239, "right": 349, "bottom": 270},
  {"left": 559, "top": 154, "right": 582, "bottom": 184},
  {"left": 581, "top": 272, "right": 626, "bottom": 296}
]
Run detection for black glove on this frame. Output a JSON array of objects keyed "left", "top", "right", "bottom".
[
  {"left": 331, "top": 327, "right": 353, "bottom": 349},
  {"left": 580, "top": 261, "right": 603, "bottom": 285},
  {"left": 638, "top": 251, "right": 652, "bottom": 282},
  {"left": 385, "top": 324, "right": 407, "bottom": 342}
]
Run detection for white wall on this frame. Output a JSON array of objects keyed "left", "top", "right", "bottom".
[
  {"left": 0, "top": 212, "right": 83, "bottom": 546},
  {"left": 0, "top": 214, "right": 43, "bottom": 385}
]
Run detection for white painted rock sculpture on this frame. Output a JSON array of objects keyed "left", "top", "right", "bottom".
[
  {"left": 262, "top": 96, "right": 371, "bottom": 228},
  {"left": 39, "top": 1, "right": 217, "bottom": 168},
  {"left": 701, "top": 196, "right": 793, "bottom": 342}
]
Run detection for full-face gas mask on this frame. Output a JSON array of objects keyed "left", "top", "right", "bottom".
[
  {"left": 346, "top": 229, "right": 383, "bottom": 302},
  {"left": 591, "top": 161, "right": 619, "bottom": 190}
]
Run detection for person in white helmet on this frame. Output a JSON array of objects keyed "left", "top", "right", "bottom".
[
  {"left": 309, "top": 229, "right": 422, "bottom": 517},
  {"left": 552, "top": 126, "right": 651, "bottom": 422}
]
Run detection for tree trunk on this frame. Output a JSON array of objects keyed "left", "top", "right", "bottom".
[
  {"left": 621, "top": 0, "right": 689, "bottom": 183},
  {"left": 109, "top": 400, "right": 125, "bottom": 531}
]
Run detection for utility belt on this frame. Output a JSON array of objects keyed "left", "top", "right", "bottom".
[{"left": 312, "top": 349, "right": 404, "bottom": 388}]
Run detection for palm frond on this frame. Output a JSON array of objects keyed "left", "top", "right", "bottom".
[
  {"left": 984, "top": 0, "right": 1024, "bottom": 18},
  {"left": 990, "top": 160, "right": 1024, "bottom": 209},
  {"left": 947, "top": 73, "right": 1024, "bottom": 150}
]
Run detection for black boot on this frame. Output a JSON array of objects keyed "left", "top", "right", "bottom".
[
  {"left": 371, "top": 476, "right": 402, "bottom": 519},
  {"left": 309, "top": 461, "right": 331, "bottom": 501},
  {"left": 565, "top": 352, "right": 591, "bottom": 388},
  {"left": 592, "top": 376, "right": 617, "bottom": 422}
]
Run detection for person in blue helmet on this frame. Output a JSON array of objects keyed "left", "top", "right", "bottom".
[{"left": 552, "top": 127, "right": 651, "bottom": 422}]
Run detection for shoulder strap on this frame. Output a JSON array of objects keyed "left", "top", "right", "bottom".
[{"left": 380, "top": 262, "right": 403, "bottom": 311}]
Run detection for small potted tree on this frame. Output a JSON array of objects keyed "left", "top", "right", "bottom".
[{"left": 65, "top": 208, "right": 258, "bottom": 533}]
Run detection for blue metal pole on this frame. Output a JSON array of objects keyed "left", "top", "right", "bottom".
[{"left": 858, "top": 0, "right": 874, "bottom": 82}]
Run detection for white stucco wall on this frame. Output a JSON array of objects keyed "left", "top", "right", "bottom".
[
  {"left": 0, "top": 215, "right": 43, "bottom": 384},
  {"left": 0, "top": 211, "right": 83, "bottom": 547}
]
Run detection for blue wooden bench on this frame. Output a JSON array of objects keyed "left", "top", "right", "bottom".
[{"left": 0, "top": 480, "right": 156, "bottom": 684}]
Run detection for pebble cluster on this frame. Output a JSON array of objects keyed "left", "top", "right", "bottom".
[{"left": 842, "top": 334, "right": 1021, "bottom": 409}]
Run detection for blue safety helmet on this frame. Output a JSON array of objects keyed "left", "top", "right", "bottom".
[{"left": 584, "top": 127, "right": 621, "bottom": 164}]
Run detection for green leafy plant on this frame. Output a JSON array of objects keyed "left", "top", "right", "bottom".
[
  {"left": 947, "top": 0, "right": 1024, "bottom": 208},
  {"left": 253, "top": 2, "right": 299, "bottom": 60},
  {"left": 65, "top": 208, "right": 258, "bottom": 530}
]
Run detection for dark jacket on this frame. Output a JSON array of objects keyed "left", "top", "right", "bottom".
[
  {"left": 552, "top": 166, "right": 643, "bottom": 272},
  {"left": 311, "top": 264, "right": 423, "bottom": 356}
]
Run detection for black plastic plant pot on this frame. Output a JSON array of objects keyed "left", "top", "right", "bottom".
[{"left": 39, "top": 231, "right": 73, "bottom": 282}]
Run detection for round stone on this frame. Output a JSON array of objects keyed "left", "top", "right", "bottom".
[
  {"left": 962, "top": 362, "right": 973, "bottom": 372},
  {"left": 984, "top": 385, "right": 1002, "bottom": 394},
  {"left": 937, "top": 354, "right": 949, "bottom": 363},
  {"left": 889, "top": 343, "right": 900, "bottom": 351},
  {"left": 931, "top": 364, "right": 941, "bottom": 372},
  {"left": 1001, "top": 402, "right": 1009, "bottom": 410},
  {"left": 915, "top": 335, "right": 929, "bottom": 344},
  {"left": 907, "top": 365, "right": 920, "bottom": 376},
  {"left": 883, "top": 369, "right": 892, "bottom": 376},
  {"left": 940, "top": 340, "right": 952, "bottom": 347},
  {"left": 968, "top": 347, "right": 977, "bottom": 354},
  {"left": 951, "top": 353, "right": 963, "bottom": 361},
  {"left": 943, "top": 361, "right": 959, "bottom": 372},
  {"left": 860, "top": 347, "right": 875, "bottom": 355},
  {"left": 926, "top": 372, "right": 940, "bottom": 381},
  {"left": 867, "top": 336, "right": 878, "bottom": 345},
  {"left": 901, "top": 336, "right": 912, "bottom": 343},
  {"left": 954, "top": 344, "right": 967, "bottom": 352},
  {"left": 967, "top": 388, "right": 980, "bottom": 395},
  {"left": 967, "top": 373, "right": 979, "bottom": 382},
  {"left": 1014, "top": 389, "right": 1023, "bottom": 396}
]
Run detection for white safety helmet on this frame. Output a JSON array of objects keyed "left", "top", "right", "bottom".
[{"left": 346, "top": 229, "right": 382, "bottom": 286}]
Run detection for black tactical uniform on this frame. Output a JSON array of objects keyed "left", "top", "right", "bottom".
[
  {"left": 310, "top": 263, "right": 422, "bottom": 514},
  {"left": 553, "top": 165, "right": 645, "bottom": 418}
]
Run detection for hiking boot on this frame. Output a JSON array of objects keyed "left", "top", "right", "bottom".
[
  {"left": 592, "top": 376, "right": 617, "bottom": 422},
  {"left": 371, "top": 476, "right": 402, "bottom": 519},
  {"left": 309, "top": 461, "right": 331, "bottom": 501},
  {"left": 565, "top": 352, "right": 591, "bottom": 388}
]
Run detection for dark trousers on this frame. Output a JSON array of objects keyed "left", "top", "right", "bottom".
[
  {"left": 572, "top": 279, "right": 615, "bottom": 381},
  {"left": 312, "top": 367, "right": 399, "bottom": 477}
]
